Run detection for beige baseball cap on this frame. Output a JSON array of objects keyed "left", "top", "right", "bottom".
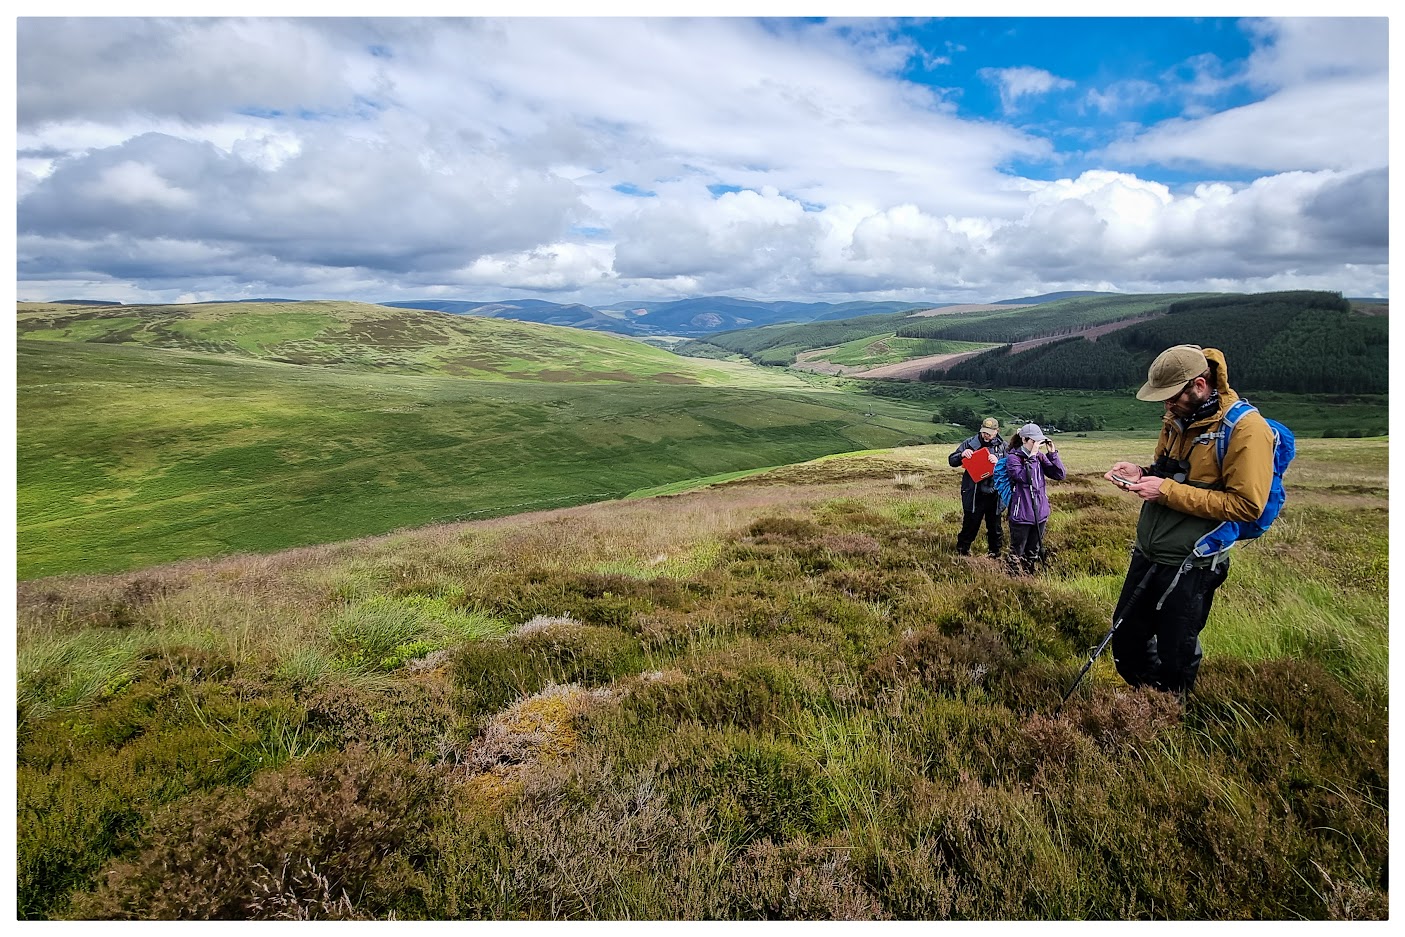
[
  {"left": 1137, "top": 345, "right": 1208, "bottom": 401},
  {"left": 980, "top": 417, "right": 999, "bottom": 432}
]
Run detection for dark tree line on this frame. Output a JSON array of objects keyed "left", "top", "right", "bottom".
[
  {"left": 921, "top": 291, "right": 1386, "bottom": 396},
  {"left": 936, "top": 337, "right": 1144, "bottom": 389},
  {"left": 895, "top": 312, "right": 1144, "bottom": 344},
  {"left": 1165, "top": 290, "right": 1351, "bottom": 315}
]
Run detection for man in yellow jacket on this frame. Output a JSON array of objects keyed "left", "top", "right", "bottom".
[{"left": 1103, "top": 345, "right": 1275, "bottom": 695}]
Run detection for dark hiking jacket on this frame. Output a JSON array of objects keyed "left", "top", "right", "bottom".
[{"left": 948, "top": 433, "right": 1008, "bottom": 514}]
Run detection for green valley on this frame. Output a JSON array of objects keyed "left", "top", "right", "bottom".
[{"left": 16, "top": 306, "right": 945, "bottom": 578}]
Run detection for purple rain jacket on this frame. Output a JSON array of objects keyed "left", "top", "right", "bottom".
[{"left": 1004, "top": 446, "right": 1067, "bottom": 525}]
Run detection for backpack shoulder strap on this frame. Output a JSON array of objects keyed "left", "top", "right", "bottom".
[{"left": 1216, "top": 398, "right": 1257, "bottom": 464}]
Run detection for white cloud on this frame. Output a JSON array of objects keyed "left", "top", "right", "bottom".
[
  {"left": 1242, "top": 16, "right": 1388, "bottom": 88},
  {"left": 979, "top": 66, "right": 1075, "bottom": 113},
  {"left": 457, "top": 243, "right": 616, "bottom": 292},
  {"left": 82, "top": 161, "right": 196, "bottom": 209},
  {"left": 13, "top": 16, "right": 1389, "bottom": 304},
  {"left": 1102, "top": 76, "right": 1387, "bottom": 173}
]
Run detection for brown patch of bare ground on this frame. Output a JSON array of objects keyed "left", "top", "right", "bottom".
[{"left": 791, "top": 347, "right": 864, "bottom": 376}]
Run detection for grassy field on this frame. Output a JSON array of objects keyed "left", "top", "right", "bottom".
[
  {"left": 15, "top": 300, "right": 795, "bottom": 386},
  {"left": 15, "top": 436, "right": 1387, "bottom": 920},
  {"left": 17, "top": 337, "right": 945, "bottom": 579},
  {"left": 811, "top": 334, "right": 993, "bottom": 368}
]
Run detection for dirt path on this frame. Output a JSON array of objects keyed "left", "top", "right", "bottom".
[{"left": 848, "top": 349, "right": 987, "bottom": 380}]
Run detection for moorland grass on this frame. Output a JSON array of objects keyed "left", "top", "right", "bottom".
[
  {"left": 17, "top": 339, "right": 943, "bottom": 579},
  {"left": 14, "top": 438, "right": 1387, "bottom": 920},
  {"left": 15, "top": 300, "right": 797, "bottom": 387}
]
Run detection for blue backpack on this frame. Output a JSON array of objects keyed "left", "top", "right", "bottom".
[
  {"left": 992, "top": 455, "right": 1013, "bottom": 509},
  {"left": 1191, "top": 399, "right": 1295, "bottom": 559}
]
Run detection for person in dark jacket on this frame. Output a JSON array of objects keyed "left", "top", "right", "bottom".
[
  {"left": 947, "top": 416, "right": 1008, "bottom": 557},
  {"left": 1004, "top": 422, "right": 1066, "bottom": 574},
  {"left": 1103, "top": 345, "right": 1274, "bottom": 696}
]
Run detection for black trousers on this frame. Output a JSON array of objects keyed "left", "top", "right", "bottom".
[
  {"left": 1110, "top": 551, "right": 1230, "bottom": 694},
  {"left": 957, "top": 489, "right": 1004, "bottom": 556},
  {"left": 1008, "top": 520, "right": 1046, "bottom": 572}
]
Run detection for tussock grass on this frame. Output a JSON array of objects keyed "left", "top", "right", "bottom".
[{"left": 15, "top": 438, "right": 1387, "bottom": 920}]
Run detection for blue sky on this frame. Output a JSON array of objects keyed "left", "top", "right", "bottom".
[
  {"left": 13, "top": 13, "right": 1390, "bottom": 305},
  {"left": 894, "top": 18, "right": 1262, "bottom": 182}
]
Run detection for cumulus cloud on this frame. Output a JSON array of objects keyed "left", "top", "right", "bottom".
[{"left": 13, "top": 16, "right": 1390, "bottom": 304}]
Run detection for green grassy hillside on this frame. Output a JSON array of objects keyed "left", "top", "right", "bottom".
[
  {"left": 814, "top": 334, "right": 993, "bottom": 368},
  {"left": 17, "top": 337, "right": 944, "bottom": 579},
  {"left": 16, "top": 438, "right": 1387, "bottom": 920},
  {"left": 699, "top": 312, "right": 919, "bottom": 365},
  {"left": 16, "top": 301, "right": 793, "bottom": 387}
]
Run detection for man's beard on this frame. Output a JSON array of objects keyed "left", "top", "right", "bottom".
[{"left": 1171, "top": 387, "right": 1217, "bottom": 421}]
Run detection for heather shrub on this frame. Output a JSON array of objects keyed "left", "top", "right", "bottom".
[
  {"left": 451, "top": 621, "right": 643, "bottom": 722},
  {"left": 490, "top": 753, "right": 723, "bottom": 918},
  {"left": 1065, "top": 686, "right": 1183, "bottom": 752},
  {"left": 66, "top": 747, "right": 439, "bottom": 920},
  {"left": 865, "top": 624, "right": 1015, "bottom": 699},
  {"left": 746, "top": 515, "right": 822, "bottom": 541},
  {"left": 724, "top": 837, "right": 889, "bottom": 919},
  {"left": 820, "top": 566, "right": 929, "bottom": 603},
  {"left": 451, "top": 641, "right": 549, "bottom": 719},
  {"left": 932, "top": 574, "right": 1105, "bottom": 656},
  {"left": 302, "top": 676, "right": 461, "bottom": 759},
  {"left": 622, "top": 646, "right": 827, "bottom": 733},
  {"left": 700, "top": 735, "right": 841, "bottom": 846},
  {"left": 512, "top": 621, "right": 647, "bottom": 685},
  {"left": 815, "top": 497, "right": 894, "bottom": 530},
  {"left": 18, "top": 677, "right": 305, "bottom": 918},
  {"left": 502, "top": 567, "right": 698, "bottom": 618},
  {"left": 1047, "top": 504, "right": 1137, "bottom": 577},
  {"left": 852, "top": 834, "right": 962, "bottom": 918}
]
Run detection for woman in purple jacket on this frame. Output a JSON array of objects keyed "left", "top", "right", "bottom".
[{"left": 1005, "top": 422, "right": 1066, "bottom": 574}]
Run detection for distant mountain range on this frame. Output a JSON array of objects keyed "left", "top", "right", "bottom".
[
  {"left": 29, "top": 291, "right": 1386, "bottom": 338},
  {"left": 374, "top": 296, "right": 961, "bottom": 336}
]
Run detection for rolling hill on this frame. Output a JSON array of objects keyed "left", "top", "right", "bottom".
[
  {"left": 16, "top": 302, "right": 948, "bottom": 578},
  {"left": 381, "top": 296, "right": 945, "bottom": 336},
  {"left": 16, "top": 300, "right": 778, "bottom": 386}
]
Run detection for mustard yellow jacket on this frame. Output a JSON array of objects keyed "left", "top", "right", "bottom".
[{"left": 1134, "top": 347, "right": 1276, "bottom": 566}]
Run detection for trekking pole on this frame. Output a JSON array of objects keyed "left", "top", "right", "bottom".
[{"left": 1056, "top": 564, "right": 1155, "bottom": 713}]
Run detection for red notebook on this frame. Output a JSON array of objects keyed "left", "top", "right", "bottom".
[{"left": 962, "top": 448, "right": 996, "bottom": 482}]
